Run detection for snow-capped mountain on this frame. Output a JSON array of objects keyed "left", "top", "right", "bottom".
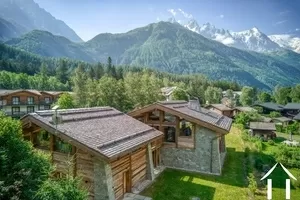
[
  {"left": 180, "top": 19, "right": 281, "bottom": 52},
  {"left": 268, "top": 34, "right": 300, "bottom": 53}
]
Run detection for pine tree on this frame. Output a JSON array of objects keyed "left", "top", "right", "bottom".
[
  {"left": 56, "top": 59, "right": 68, "bottom": 83},
  {"left": 72, "top": 64, "right": 88, "bottom": 107}
]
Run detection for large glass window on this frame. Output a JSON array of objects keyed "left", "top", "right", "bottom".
[
  {"left": 12, "top": 96, "right": 20, "bottom": 105},
  {"left": 12, "top": 107, "right": 20, "bottom": 115},
  {"left": 35, "top": 130, "right": 50, "bottom": 150},
  {"left": 44, "top": 97, "right": 51, "bottom": 104},
  {"left": 27, "top": 106, "right": 35, "bottom": 113},
  {"left": 55, "top": 137, "right": 72, "bottom": 154},
  {"left": 27, "top": 96, "right": 34, "bottom": 104},
  {"left": 165, "top": 127, "right": 176, "bottom": 142}
]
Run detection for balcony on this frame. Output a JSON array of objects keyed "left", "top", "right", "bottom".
[
  {"left": 6, "top": 100, "right": 36, "bottom": 106},
  {"left": 39, "top": 100, "right": 53, "bottom": 105},
  {"left": 4, "top": 111, "right": 27, "bottom": 118}
]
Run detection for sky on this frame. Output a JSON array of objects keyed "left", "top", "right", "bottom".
[{"left": 34, "top": 0, "right": 300, "bottom": 41}]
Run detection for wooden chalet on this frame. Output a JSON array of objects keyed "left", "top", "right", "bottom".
[
  {"left": 249, "top": 122, "right": 276, "bottom": 140},
  {"left": 283, "top": 103, "right": 300, "bottom": 118},
  {"left": 21, "top": 107, "right": 163, "bottom": 200},
  {"left": 206, "top": 103, "right": 234, "bottom": 118},
  {"left": 128, "top": 100, "right": 232, "bottom": 175},
  {"left": 253, "top": 102, "right": 284, "bottom": 114}
]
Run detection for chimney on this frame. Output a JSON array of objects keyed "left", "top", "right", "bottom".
[{"left": 188, "top": 99, "right": 201, "bottom": 111}]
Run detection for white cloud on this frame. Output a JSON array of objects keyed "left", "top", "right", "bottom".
[
  {"left": 219, "top": 14, "right": 224, "bottom": 18},
  {"left": 279, "top": 10, "right": 290, "bottom": 16},
  {"left": 156, "top": 17, "right": 160, "bottom": 21},
  {"left": 178, "top": 8, "right": 193, "bottom": 19},
  {"left": 177, "top": 20, "right": 181, "bottom": 23},
  {"left": 296, "top": 28, "right": 300, "bottom": 31},
  {"left": 274, "top": 20, "right": 287, "bottom": 26},
  {"left": 167, "top": 9, "right": 177, "bottom": 16}
]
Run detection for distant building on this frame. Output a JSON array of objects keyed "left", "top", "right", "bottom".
[
  {"left": 271, "top": 117, "right": 293, "bottom": 127},
  {"left": 206, "top": 104, "right": 234, "bottom": 118},
  {"left": 249, "top": 122, "right": 276, "bottom": 140},
  {"left": 283, "top": 103, "right": 300, "bottom": 118},
  {"left": 0, "top": 89, "right": 66, "bottom": 118},
  {"left": 252, "top": 102, "right": 284, "bottom": 114},
  {"left": 222, "top": 91, "right": 242, "bottom": 99}
]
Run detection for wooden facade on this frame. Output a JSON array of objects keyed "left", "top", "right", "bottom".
[{"left": 22, "top": 119, "right": 162, "bottom": 200}]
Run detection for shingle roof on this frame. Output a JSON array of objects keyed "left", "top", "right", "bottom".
[
  {"left": 235, "top": 106, "right": 257, "bottom": 112},
  {"left": 253, "top": 102, "right": 284, "bottom": 111},
  {"left": 284, "top": 103, "right": 300, "bottom": 110},
  {"left": 21, "top": 107, "right": 163, "bottom": 159},
  {"left": 0, "top": 89, "right": 67, "bottom": 97},
  {"left": 130, "top": 100, "right": 232, "bottom": 133},
  {"left": 272, "top": 117, "right": 293, "bottom": 123},
  {"left": 294, "top": 113, "right": 300, "bottom": 120},
  {"left": 249, "top": 122, "right": 276, "bottom": 131},
  {"left": 209, "top": 104, "right": 233, "bottom": 111}
]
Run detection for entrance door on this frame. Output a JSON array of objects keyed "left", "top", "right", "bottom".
[{"left": 152, "top": 148, "right": 160, "bottom": 168}]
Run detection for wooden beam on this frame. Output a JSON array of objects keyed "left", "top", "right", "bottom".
[
  {"left": 50, "top": 134, "right": 55, "bottom": 163},
  {"left": 72, "top": 146, "right": 77, "bottom": 177},
  {"left": 193, "top": 123, "right": 196, "bottom": 149},
  {"left": 175, "top": 116, "right": 180, "bottom": 148},
  {"left": 159, "top": 110, "right": 165, "bottom": 132},
  {"left": 144, "top": 112, "right": 150, "bottom": 123}
]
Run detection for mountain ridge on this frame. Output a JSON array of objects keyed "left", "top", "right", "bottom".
[
  {"left": 5, "top": 21, "right": 300, "bottom": 90},
  {"left": 0, "top": 0, "right": 82, "bottom": 42}
]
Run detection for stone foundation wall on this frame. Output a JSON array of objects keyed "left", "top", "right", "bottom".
[
  {"left": 161, "top": 125, "right": 223, "bottom": 175},
  {"left": 93, "top": 158, "right": 115, "bottom": 200}
]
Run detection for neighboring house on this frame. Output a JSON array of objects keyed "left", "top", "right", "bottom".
[
  {"left": 21, "top": 107, "right": 163, "bottom": 200},
  {"left": 128, "top": 100, "right": 232, "bottom": 175},
  {"left": 206, "top": 104, "right": 234, "bottom": 118},
  {"left": 233, "top": 106, "right": 257, "bottom": 116},
  {"left": 271, "top": 117, "right": 293, "bottom": 127},
  {"left": 161, "top": 86, "right": 177, "bottom": 101},
  {"left": 0, "top": 89, "right": 65, "bottom": 118},
  {"left": 294, "top": 112, "right": 300, "bottom": 121},
  {"left": 283, "top": 103, "right": 300, "bottom": 118},
  {"left": 249, "top": 122, "right": 276, "bottom": 140},
  {"left": 252, "top": 102, "right": 284, "bottom": 114}
]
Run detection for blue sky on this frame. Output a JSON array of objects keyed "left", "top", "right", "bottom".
[{"left": 34, "top": 0, "right": 300, "bottom": 41}]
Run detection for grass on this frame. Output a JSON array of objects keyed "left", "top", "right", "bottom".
[
  {"left": 141, "top": 126, "right": 248, "bottom": 200},
  {"left": 141, "top": 126, "right": 300, "bottom": 200}
]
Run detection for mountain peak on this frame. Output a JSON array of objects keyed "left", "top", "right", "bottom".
[{"left": 250, "top": 27, "right": 261, "bottom": 33}]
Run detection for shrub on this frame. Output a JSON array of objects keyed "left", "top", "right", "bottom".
[
  {"left": 292, "top": 173, "right": 300, "bottom": 188},
  {"left": 275, "top": 124, "right": 283, "bottom": 132},
  {"left": 247, "top": 173, "right": 257, "bottom": 195},
  {"left": 273, "top": 145, "right": 300, "bottom": 168},
  {"left": 254, "top": 140, "right": 263, "bottom": 152},
  {"left": 254, "top": 158, "right": 263, "bottom": 171},
  {"left": 269, "top": 111, "right": 281, "bottom": 118},
  {"left": 267, "top": 140, "right": 275, "bottom": 145}
]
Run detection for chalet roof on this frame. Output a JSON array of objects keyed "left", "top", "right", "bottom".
[
  {"left": 284, "top": 103, "right": 300, "bottom": 110},
  {"left": 272, "top": 117, "right": 293, "bottom": 123},
  {"left": 129, "top": 100, "right": 232, "bottom": 133},
  {"left": 0, "top": 89, "right": 68, "bottom": 97},
  {"left": 209, "top": 104, "right": 233, "bottom": 111},
  {"left": 21, "top": 107, "right": 163, "bottom": 160},
  {"left": 253, "top": 102, "right": 284, "bottom": 111},
  {"left": 234, "top": 106, "right": 257, "bottom": 112},
  {"left": 249, "top": 122, "right": 276, "bottom": 131}
]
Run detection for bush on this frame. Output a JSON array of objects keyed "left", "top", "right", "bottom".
[
  {"left": 247, "top": 173, "right": 257, "bottom": 195},
  {"left": 269, "top": 111, "right": 281, "bottom": 118},
  {"left": 273, "top": 145, "right": 300, "bottom": 168},
  {"left": 254, "top": 140, "right": 263, "bottom": 152},
  {"left": 254, "top": 158, "right": 263, "bottom": 171},
  {"left": 267, "top": 140, "right": 275, "bottom": 145},
  {"left": 292, "top": 173, "right": 300, "bottom": 188},
  {"left": 275, "top": 124, "right": 283, "bottom": 132}
]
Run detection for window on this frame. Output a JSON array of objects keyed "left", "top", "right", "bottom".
[
  {"left": 12, "top": 107, "right": 20, "bottom": 115},
  {"left": 27, "top": 106, "right": 35, "bottom": 113},
  {"left": 39, "top": 105, "right": 44, "bottom": 110},
  {"left": 27, "top": 96, "right": 34, "bottom": 104},
  {"left": 44, "top": 105, "right": 50, "bottom": 110},
  {"left": 55, "top": 137, "right": 72, "bottom": 154},
  {"left": 164, "top": 127, "right": 176, "bottom": 142},
  {"left": 12, "top": 96, "right": 20, "bottom": 105},
  {"left": 44, "top": 97, "right": 51, "bottom": 104},
  {"left": 35, "top": 130, "right": 50, "bottom": 150}
]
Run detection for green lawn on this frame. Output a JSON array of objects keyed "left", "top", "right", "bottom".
[
  {"left": 141, "top": 126, "right": 300, "bottom": 200},
  {"left": 142, "top": 127, "right": 249, "bottom": 200}
]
